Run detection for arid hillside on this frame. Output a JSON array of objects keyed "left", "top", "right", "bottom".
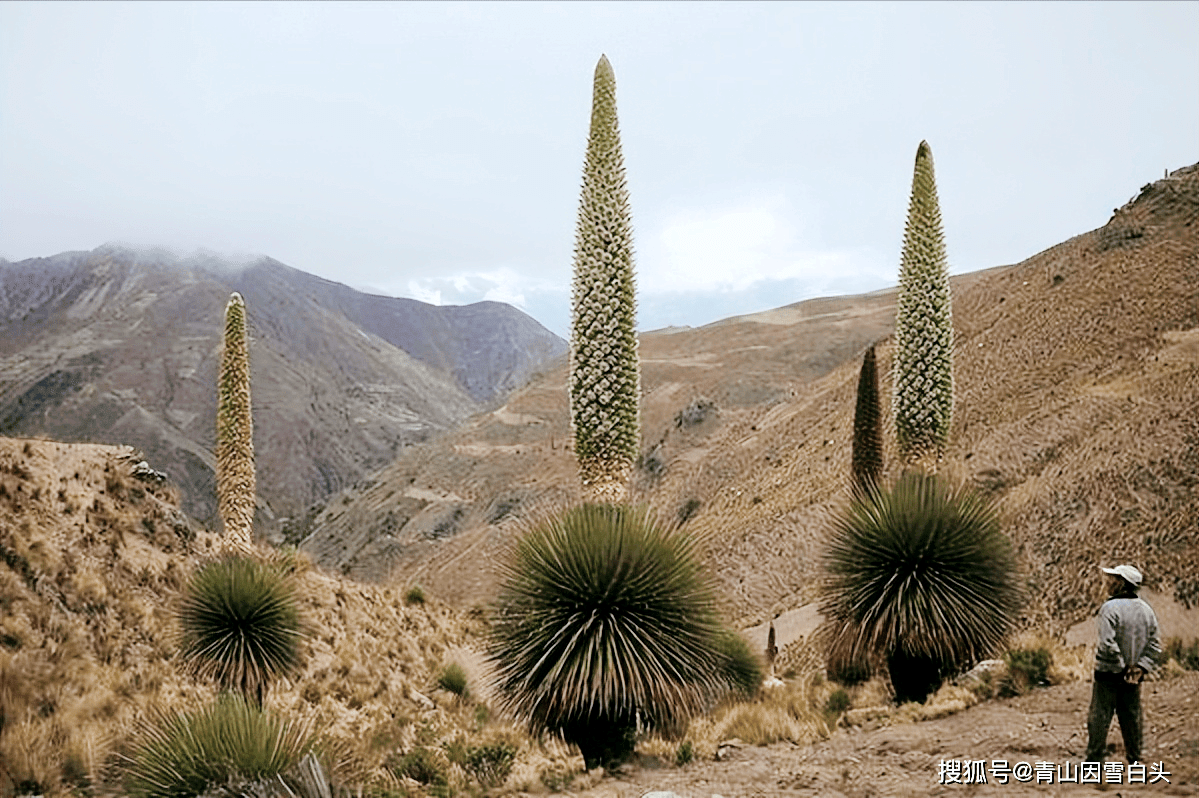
[
  {"left": 0, "top": 437, "right": 565, "bottom": 796},
  {"left": 298, "top": 164, "right": 1199, "bottom": 635},
  {"left": 0, "top": 247, "right": 564, "bottom": 528}
]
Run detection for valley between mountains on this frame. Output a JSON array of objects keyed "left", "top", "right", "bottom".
[{"left": 0, "top": 164, "right": 1196, "bottom": 797}]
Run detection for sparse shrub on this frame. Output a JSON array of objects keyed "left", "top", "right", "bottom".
[
  {"left": 820, "top": 472, "right": 1023, "bottom": 704},
  {"left": 637, "top": 446, "right": 666, "bottom": 479},
  {"left": 824, "top": 687, "right": 851, "bottom": 716},
  {"left": 715, "top": 630, "right": 765, "bottom": 698},
  {"left": 488, "top": 503, "right": 739, "bottom": 769},
  {"left": 123, "top": 693, "right": 317, "bottom": 798},
  {"left": 178, "top": 556, "right": 303, "bottom": 706},
  {"left": 1164, "top": 637, "right": 1199, "bottom": 670},
  {"left": 539, "top": 764, "right": 574, "bottom": 792},
  {"left": 385, "top": 747, "right": 447, "bottom": 788},
  {"left": 675, "top": 398, "right": 715, "bottom": 429},
  {"left": 675, "top": 740, "right": 694, "bottom": 766},
  {"left": 403, "top": 585, "right": 426, "bottom": 606},
  {"left": 464, "top": 741, "right": 517, "bottom": 788},
  {"left": 717, "top": 704, "right": 805, "bottom": 746},
  {"left": 677, "top": 497, "right": 702, "bottom": 526},
  {"left": 1000, "top": 646, "right": 1052, "bottom": 697},
  {"left": 488, "top": 497, "right": 521, "bottom": 524},
  {"left": 437, "top": 662, "right": 468, "bottom": 697}
]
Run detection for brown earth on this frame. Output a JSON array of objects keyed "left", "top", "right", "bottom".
[
  {"left": 563, "top": 672, "right": 1199, "bottom": 798},
  {"left": 299, "top": 163, "right": 1199, "bottom": 640},
  {"left": 3, "top": 410, "right": 1198, "bottom": 798}
]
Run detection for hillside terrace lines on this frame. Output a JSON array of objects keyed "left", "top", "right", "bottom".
[
  {"left": 640, "top": 352, "right": 721, "bottom": 369},
  {"left": 296, "top": 165, "right": 1198, "bottom": 631}
]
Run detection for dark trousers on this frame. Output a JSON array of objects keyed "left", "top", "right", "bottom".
[{"left": 1085, "top": 671, "right": 1143, "bottom": 763}]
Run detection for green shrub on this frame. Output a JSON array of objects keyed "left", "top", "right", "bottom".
[
  {"left": 716, "top": 630, "right": 765, "bottom": 698},
  {"left": 824, "top": 687, "right": 851, "bottom": 716},
  {"left": 403, "top": 585, "right": 426, "bottom": 606},
  {"left": 675, "top": 740, "right": 694, "bottom": 767},
  {"left": 488, "top": 503, "right": 736, "bottom": 769},
  {"left": 1164, "top": 637, "right": 1199, "bottom": 670},
  {"left": 123, "top": 693, "right": 317, "bottom": 798},
  {"left": 178, "top": 556, "right": 303, "bottom": 705},
  {"left": 437, "top": 663, "right": 469, "bottom": 697},
  {"left": 820, "top": 472, "right": 1023, "bottom": 704},
  {"left": 1000, "top": 646, "right": 1052, "bottom": 697},
  {"left": 464, "top": 742, "right": 517, "bottom": 788},
  {"left": 385, "top": 747, "right": 446, "bottom": 787}
]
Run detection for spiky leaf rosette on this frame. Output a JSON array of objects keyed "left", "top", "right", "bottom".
[
  {"left": 893, "top": 141, "right": 954, "bottom": 469},
  {"left": 178, "top": 556, "right": 303, "bottom": 705},
  {"left": 569, "top": 55, "right": 640, "bottom": 500},
  {"left": 819, "top": 472, "right": 1022, "bottom": 701},
  {"left": 851, "top": 344, "right": 884, "bottom": 492},
  {"left": 124, "top": 693, "right": 317, "bottom": 798},
  {"left": 487, "top": 504, "right": 733, "bottom": 766},
  {"left": 217, "top": 292, "right": 255, "bottom": 551}
]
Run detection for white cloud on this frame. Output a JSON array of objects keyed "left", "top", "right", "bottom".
[
  {"left": 406, "top": 279, "right": 442, "bottom": 305},
  {"left": 403, "top": 265, "right": 560, "bottom": 312},
  {"left": 639, "top": 197, "right": 892, "bottom": 302}
]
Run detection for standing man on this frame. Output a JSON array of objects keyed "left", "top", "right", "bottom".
[{"left": 1084, "top": 564, "right": 1161, "bottom": 764}]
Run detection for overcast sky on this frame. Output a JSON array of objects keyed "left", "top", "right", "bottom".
[{"left": 2, "top": 2, "right": 1196, "bottom": 338}]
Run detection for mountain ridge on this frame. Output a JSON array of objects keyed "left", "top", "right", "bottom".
[
  {"left": 296, "top": 164, "right": 1198, "bottom": 637},
  {"left": 0, "top": 246, "right": 565, "bottom": 527}
]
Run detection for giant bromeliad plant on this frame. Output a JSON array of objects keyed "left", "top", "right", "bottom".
[
  {"left": 820, "top": 472, "right": 1023, "bottom": 703},
  {"left": 488, "top": 503, "right": 756, "bottom": 768}
]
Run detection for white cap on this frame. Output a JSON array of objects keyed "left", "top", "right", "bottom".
[{"left": 1101, "top": 564, "right": 1143, "bottom": 587}]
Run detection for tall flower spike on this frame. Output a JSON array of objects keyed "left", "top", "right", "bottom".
[
  {"left": 216, "top": 292, "right": 255, "bottom": 551},
  {"left": 893, "top": 141, "right": 954, "bottom": 470},
  {"left": 851, "top": 344, "right": 884, "bottom": 492},
  {"left": 569, "top": 55, "right": 641, "bottom": 501}
]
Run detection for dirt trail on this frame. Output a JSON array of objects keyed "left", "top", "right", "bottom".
[{"left": 559, "top": 673, "right": 1199, "bottom": 798}]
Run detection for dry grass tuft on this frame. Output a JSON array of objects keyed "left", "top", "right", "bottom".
[{"left": 0, "top": 438, "right": 583, "bottom": 798}]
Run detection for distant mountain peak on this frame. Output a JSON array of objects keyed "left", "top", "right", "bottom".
[{"left": 0, "top": 246, "right": 566, "bottom": 529}]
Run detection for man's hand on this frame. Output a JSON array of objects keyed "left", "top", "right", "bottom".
[{"left": 1123, "top": 665, "right": 1146, "bottom": 685}]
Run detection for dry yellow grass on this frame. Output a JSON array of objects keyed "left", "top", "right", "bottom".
[
  {"left": 5, "top": 162, "right": 1198, "bottom": 796},
  {"left": 0, "top": 437, "right": 584, "bottom": 798}
]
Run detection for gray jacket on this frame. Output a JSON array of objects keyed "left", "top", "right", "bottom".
[{"left": 1094, "top": 594, "right": 1161, "bottom": 674}]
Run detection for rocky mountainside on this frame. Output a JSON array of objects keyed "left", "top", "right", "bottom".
[
  {"left": 0, "top": 247, "right": 565, "bottom": 526},
  {"left": 297, "top": 164, "right": 1199, "bottom": 635},
  {"left": 0, "top": 437, "right": 512, "bottom": 796}
]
